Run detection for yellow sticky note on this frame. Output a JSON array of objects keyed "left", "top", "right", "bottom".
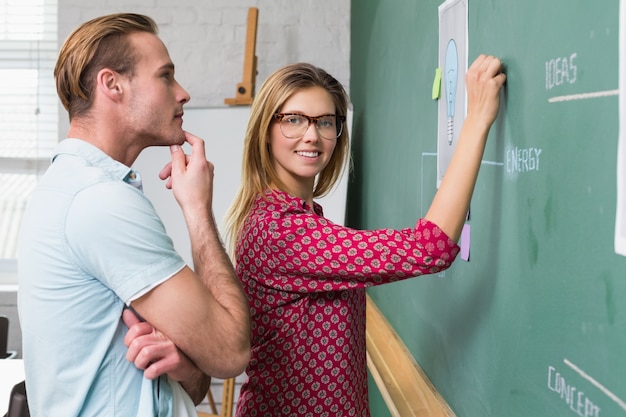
[{"left": 432, "top": 67, "right": 442, "bottom": 100}]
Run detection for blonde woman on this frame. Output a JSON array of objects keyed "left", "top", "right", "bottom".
[{"left": 226, "top": 58, "right": 505, "bottom": 416}]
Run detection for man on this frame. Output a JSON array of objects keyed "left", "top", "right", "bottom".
[{"left": 18, "top": 13, "right": 250, "bottom": 416}]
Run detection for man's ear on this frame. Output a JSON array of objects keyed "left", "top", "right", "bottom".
[{"left": 96, "top": 68, "right": 124, "bottom": 101}]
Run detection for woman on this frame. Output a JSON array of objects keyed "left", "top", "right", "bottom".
[{"left": 225, "top": 57, "right": 505, "bottom": 416}]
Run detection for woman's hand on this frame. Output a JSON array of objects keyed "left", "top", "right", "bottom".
[{"left": 465, "top": 54, "right": 507, "bottom": 131}]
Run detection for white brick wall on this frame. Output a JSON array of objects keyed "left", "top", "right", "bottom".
[{"left": 58, "top": 0, "right": 351, "bottom": 109}]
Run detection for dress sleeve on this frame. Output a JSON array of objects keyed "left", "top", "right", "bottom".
[{"left": 237, "top": 210, "right": 460, "bottom": 293}]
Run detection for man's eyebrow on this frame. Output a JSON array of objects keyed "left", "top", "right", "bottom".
[{"left": 159, "top": 62, "right": 175, "bottom": 72}]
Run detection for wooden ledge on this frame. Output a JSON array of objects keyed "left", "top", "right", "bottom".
[{"left": 366, "top": 294, "right": 455, "bottom": 417}]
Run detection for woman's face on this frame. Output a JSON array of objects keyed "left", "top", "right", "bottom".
[{"left": 269, "top": 86, "right": 338, "bottom": 195}]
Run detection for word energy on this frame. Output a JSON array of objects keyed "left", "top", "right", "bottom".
[{"left": 505, "top": 146, "right": 542, "bottom": 174}]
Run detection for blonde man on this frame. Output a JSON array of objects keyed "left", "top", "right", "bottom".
[{"left": 18, "top": 13, "right": 250, "bottom": 417}]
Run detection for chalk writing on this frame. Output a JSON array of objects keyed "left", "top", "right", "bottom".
[
  {"left": 548, "top": 365, "right": 601, "bottom": 417},
  {"left": 505, "top": 147, "right": 542, "bottom": 173},
  {"left": 546, "top": 53, "right": 578, "bottom": 90}
]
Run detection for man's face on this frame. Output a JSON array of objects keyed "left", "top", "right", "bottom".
[{"left": 124, "top": 31, "right": 190, "bottom": 147}]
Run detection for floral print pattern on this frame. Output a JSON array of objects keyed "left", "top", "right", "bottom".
[{"left": 235, "top": 190, "right": 459, "bottom": 416}]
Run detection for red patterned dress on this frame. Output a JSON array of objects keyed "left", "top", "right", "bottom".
[{"left": 234, "top": 190, "right": 460, "bottom": 417}]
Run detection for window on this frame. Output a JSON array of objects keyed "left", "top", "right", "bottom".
[{"left": 0, "top": 0, "right": 58, "bottom": 284}]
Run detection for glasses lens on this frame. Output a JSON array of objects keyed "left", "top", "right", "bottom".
[
  {"left": 317, "top": 116, "right": 340, "bottom": 140},
  {"left": 280, "top": 114, "right": 308, "bottom": 138}
]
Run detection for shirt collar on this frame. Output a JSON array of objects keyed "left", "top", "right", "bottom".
[
  {"left": 264, "top": 189, "right": 324, "bottom": 216},
  {"left": 52, "top": 138, "right": 142, "bottom": 189}
]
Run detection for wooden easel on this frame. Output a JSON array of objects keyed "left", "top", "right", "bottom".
[{"left": 224, "top": 7, "right": 258, "bottom": 105}]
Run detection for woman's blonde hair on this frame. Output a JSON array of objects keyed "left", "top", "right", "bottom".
[
  {"left": 224, "top": 62, "right": 350, "bottom": 257},
  {"left": 54, "top": 13, "right": 158, "bottom": 119}
]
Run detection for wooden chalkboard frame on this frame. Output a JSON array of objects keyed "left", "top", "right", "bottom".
[{"left": 366, "top": 295, "right": 455, "bottom": 417}]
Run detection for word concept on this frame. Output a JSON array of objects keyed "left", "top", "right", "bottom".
[{"left": 548, "top": 365, "right": 601, "bottom": 417}]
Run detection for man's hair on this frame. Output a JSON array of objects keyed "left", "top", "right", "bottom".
[{"left": 54, "top": 13, "right": 158, "bottom": 119}]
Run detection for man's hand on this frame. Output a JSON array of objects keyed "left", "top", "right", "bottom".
[
  {"left": 158, "top": 131, "right": 214, "bottom": 216},
  {"left": 122, "top": 307, "right": 211, "bottom": 404},
  {"left": 123, "top": 307, "right": 197, "bottom": 381}
]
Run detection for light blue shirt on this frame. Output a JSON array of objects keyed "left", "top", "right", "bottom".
[{"left": 18, "top": 139, "right": 194, "bottom": 416}]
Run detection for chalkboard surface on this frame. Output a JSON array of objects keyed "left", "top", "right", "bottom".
[{"left": 348, "top": 0, "right": 626, "bottom": 416}]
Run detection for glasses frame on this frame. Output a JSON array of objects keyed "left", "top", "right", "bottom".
[{"left": 273, "top": 113, "right": 347, "bottom": 140}]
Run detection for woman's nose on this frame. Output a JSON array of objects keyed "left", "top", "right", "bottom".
[{"left": 302, "top": 122, "right": 320, "bottom": 141}]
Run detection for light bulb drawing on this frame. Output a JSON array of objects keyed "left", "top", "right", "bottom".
[
  {"left": 437, "top": 0, "right": 466, "bottom": 187},
  {"left": 445, "top": 38, "right": 458, "bottom": 145}
]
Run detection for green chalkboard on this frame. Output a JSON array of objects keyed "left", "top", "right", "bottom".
[{"left": 348, "top": 0, "right": 626, "bottom": 416}]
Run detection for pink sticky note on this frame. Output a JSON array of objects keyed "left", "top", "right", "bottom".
[{"left": 460, "top": 224, "right": 470, "bottom": 261}]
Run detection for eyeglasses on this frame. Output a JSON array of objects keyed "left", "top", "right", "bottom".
[{"left": 273, "top": 113, "right": 346, "bottom": 140}]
